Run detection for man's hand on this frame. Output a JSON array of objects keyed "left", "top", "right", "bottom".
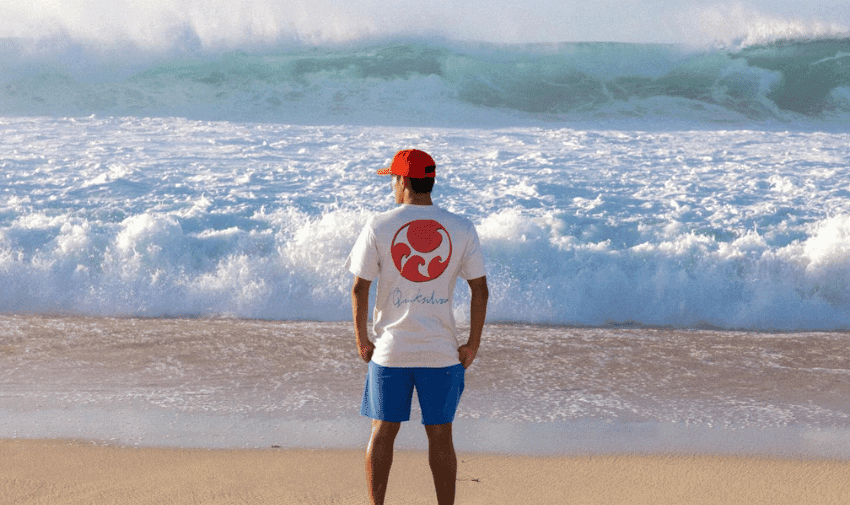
[
  {"left": 359, "top": 341, "right": 375, "bottom": 363},
  {"left": 458, "top": 343, "right": 477, "bottom": 369}
]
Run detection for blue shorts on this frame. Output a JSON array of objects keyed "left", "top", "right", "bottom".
[{"left": 361, "top": 362, "right": 465, "bottom": 425}]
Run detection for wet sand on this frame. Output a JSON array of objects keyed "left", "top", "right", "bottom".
[
  {"left": 2, "top": 317, "right": 850, "bottom": 458},
  {"left": 3, "top": 439, "right": 849, "bottom": 504}
]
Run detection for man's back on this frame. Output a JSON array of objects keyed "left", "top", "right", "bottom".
[{"left": 347, "top": 203, "right": 485, "bottom": 367}]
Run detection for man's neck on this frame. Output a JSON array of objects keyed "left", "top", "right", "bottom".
[{"left": 401, "top": 193, "right": 433, "bottom": 206}]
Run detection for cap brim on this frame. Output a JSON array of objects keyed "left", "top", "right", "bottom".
[{"left": 376, "top": 166, "right": 393, "bottom": 175}]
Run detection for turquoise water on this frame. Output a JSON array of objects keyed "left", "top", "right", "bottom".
[{"left": 2, "top": 38, "right": 850, "bottom": 124}]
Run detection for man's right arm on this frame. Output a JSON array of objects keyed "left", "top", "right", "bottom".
[{"left": 351, "top": 275, "right": 374, "bottom": 363}]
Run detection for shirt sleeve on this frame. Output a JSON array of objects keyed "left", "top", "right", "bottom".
[
  {"left": 345, "top": 220, "right": 380, "bottom": 281},
  {"left": 459, "top": 222, "right": 486, "bottom": 280}
]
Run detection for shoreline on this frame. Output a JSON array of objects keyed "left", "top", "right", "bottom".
[
  {"left": 3, "top": 316, "right": 850, "bottom": 460},
  {"left": 3, "top": 439, "right": 850, "bottom": 505},
  {"left": 5, "top": 404, "right": 850, "bottom": 460}
]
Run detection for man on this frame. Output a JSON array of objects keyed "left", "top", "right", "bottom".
[{"left": 346, "top": 149, "right": 489, "bottom": 505}]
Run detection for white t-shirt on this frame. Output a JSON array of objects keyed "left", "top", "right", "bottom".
[{"left": 345, "top": 204, "right": 486, "bottom": 368}]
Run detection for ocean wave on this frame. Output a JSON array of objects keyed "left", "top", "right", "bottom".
[{"left": 1, "top": 37, "right": 850, "bottom": 124}]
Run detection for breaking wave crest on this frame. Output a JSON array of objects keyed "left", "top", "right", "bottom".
[{"left": 1, "top": 37, "right": 850, "bottom": 124}]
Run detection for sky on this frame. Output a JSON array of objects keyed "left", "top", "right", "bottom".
[{"left": 1, "top": 0, "right": 848, "bottom": 48}]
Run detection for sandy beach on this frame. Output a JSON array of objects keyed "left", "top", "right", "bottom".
[{"left": 2, "top": 439, "right": 849, "bottom": 505}]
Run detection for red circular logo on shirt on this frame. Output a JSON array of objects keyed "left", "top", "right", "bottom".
[{"left": 391, "top": 220, "right": 452, "bottom": 282}]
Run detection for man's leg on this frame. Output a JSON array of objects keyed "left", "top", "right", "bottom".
[
  {"left": 424, "top": 423, "right": 457, "bottom": 505},
  {"left": 366, "top": 419, "right": 401, "bottom": 505}
]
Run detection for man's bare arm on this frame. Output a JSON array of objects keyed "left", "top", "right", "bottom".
[
  {"left": 351, "top": 276, "right": 374, "bottom": 362},
  {"left": 459, "top": 276, "right": 488, "bottom": 368}
]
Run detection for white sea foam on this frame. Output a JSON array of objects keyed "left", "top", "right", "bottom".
[
  {"left": 686, "top": 3, "right": 850, "bottom": 49},
  {"left": 1, "top": 117, "right": 849, "bottom": 329}
]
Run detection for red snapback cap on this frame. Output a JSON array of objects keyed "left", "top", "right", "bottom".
[{"left": 377, "top": 149, "right": 436, "bottom": 178}]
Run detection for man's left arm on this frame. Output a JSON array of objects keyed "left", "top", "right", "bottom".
[{"left": 459, "top": 276, "right": 488, "bottom": 369}]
